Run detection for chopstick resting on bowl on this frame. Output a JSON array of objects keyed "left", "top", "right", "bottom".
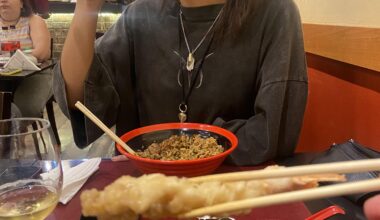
[
  {"left": 180, "top": 159, "right": 380, "bottom": 218},
  {"left": 75, "top": 101, "right": 136, "bottom": 155}
]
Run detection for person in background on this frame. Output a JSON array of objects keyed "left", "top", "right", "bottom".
[
  {"left": 0, "top": 0, "right": 52, "bottom": 118},
  {"left": 364, "top": 194, "right": 380, "bottom": 220},
  {"left": 54, "top": 0, "right": 308, "bottom": 165}
]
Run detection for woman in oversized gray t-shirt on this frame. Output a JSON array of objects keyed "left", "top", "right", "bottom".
[{"left": 54, "top": 0, "right": 308, "bottom": 166}]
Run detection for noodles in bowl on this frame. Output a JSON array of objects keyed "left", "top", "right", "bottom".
[
  {"left": 136, "top": 134, "right": 224, "bottom": 160},
  {"left": 116, "top": 123, "right": 238, "bottom": 177}
]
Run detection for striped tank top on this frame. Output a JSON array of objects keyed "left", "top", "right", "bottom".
[{"left": 0, "top": 17, "right": 33, "bottom": 54}]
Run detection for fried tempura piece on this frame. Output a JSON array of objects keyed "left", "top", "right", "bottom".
[{"left": 81, "top": 166, "right": 345, "bottom": 220}]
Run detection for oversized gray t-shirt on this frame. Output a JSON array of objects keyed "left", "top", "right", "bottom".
[{"left": 53, "top": 0, "right": 308, "bottom": 166}]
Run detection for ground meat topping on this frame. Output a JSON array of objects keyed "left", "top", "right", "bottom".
[{"left": 136, "top": 134, "right": 224, "bottom": 160}]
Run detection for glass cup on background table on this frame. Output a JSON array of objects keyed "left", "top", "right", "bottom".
[
  {"left": 0, "top": 118, "right": 62, "bottom": 220},
  {"left": 0, "top": 41, "right": 20, "bottom": 67},
  {"left": 1, "top": 41, "right": 20, "bottom": 56}
]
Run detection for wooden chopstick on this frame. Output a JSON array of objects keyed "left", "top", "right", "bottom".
[
  {"left": 75, "top": 101, "right": 136, "bottom": 155},
  {"left": 190, "top": 158, "right": 380, "bottom": 182},
  {"left": 179, "top": 177, "right": 380, "bottom": 218}
]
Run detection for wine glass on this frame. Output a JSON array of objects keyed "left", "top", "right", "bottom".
[{"left": 0, "top": 118, "right": 62, "bottom": 219}]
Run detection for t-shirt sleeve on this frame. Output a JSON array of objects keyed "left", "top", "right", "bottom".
[
  {"left": 214, "top": 0, "right": 308, "bottom": 165},
  {"left": 52, "top": 8, "right": 132, "bottom": 148}
]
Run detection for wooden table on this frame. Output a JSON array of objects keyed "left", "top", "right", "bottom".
[
  {"left": 46, "top": 160, "right": 312, "bottom": 220},
  {"left": 0, "top": 59, "right": 55, "bottom": 119}
]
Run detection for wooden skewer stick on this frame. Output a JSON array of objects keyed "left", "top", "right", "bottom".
[
  {"left": 190, "top": 158, "right": 380, "bottom": 182},
  {"left": 75, "top": 101, "right": 136, "bottom": 155},
  {"left": 180, "top": 177, "right": 380, "bottom": 218}
]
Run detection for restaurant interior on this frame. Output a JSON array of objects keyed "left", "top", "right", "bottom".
[
  {"left": 1, "top": 0, "right": 380, "bottom": 219},
  {"left": 43, "top": 0, "right": 380, "bottom": 158},
  {"left": 31, "top": 0, "right": 380, "bottom": 159}
]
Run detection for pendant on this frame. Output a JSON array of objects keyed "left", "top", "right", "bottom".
[
  {"left": 186, "top": 53, "right": 195, "bottom": 71},
  {"left": 178, "top": 112, "right": 187, "bottom": 123}
]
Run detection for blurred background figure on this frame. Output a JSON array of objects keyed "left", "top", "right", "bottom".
[
  {"left": 0, "top": 0, "right": 52, "bottom": 118},
  {"left": 30, "top": 0, "right": 50, "bottom": 19}
]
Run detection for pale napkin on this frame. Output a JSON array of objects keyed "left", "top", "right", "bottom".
[
  {"left": 41, "top": 158, "right": 101, "bottom": 204},
  {"left": 4, "top": 49, "right": 40, "bottom": 71},
  {"left": 60, "top": 157, "right": 101, "bottom": 204}
]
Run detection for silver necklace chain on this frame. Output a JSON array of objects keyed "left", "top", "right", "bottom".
[{"left": 179, "top": 7, "right": 223, "bottom": 71}]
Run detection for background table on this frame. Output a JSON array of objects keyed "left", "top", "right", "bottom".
[
  {"left": 46, "top": 160, "right": 312, "bottom": 220},
  {"left": 0, "top": 59, "right": 55, "bottom": 81},
  {"left": 0, "top": 60, "right": 55, "bottom": 119}
]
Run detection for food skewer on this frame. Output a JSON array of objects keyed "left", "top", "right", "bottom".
[
  {"left": 79, "top": 138, "right": 380, "bottom": 219},
  {"left": 81, "top": 159, "right": 380, "bottom": 219},
  {"left": 182, "top": 159, "right": 380, "bottom": 217},
  {"left": 190, "top": 158, "right": 380, "bottom": 182},
  {"left": 180, "top": 177, "right": 380, "bottom": 218},
  {"left": 75, "top": 101, "right": 136, "bottom": 155}
]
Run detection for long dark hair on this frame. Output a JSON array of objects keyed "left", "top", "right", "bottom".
[
  {"left": 20, "top": 0, "right": 33, "bottom": 17},
  {"left": 215, "top": 0, "right": 256, "bottom": 40}
]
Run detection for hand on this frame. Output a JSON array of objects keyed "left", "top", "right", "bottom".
[
  {"left": 111, "top": 155, "right": 129, "bottom": 162},
  {"left": 363, "top": 194, "right": 380, "bottom": 220}
]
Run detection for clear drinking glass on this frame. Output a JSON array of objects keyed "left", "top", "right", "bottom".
[{"left": 0, "top": 118, "right": 62, "bottom": 220}]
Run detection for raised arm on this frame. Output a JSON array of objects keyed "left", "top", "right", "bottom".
[
  {"left": 60, "top": 1, "right": 105, "bottom": 108},
  {"left": 29, "top": 15, "right": 51, "bottom": 62}
]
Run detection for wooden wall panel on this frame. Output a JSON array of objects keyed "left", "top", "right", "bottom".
[
  {"left": 296, "top": 53, "right": 380, "bottom": 152},
  {"left": 303, "top": 24, "right": 380, "bottom": 72}
]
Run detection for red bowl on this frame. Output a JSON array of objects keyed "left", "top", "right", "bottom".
[{"left": 116, "top": 123, "right": 238, "bottom": 177}]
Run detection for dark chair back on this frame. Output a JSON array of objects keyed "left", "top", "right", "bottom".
[
  {"left": 95, "top": 32, "right": 104, "bottom": 39},
  {"left": 44, "top": 38, "right": 61, "bottom": 146},
  {"left": 50, "top": 38, "right": 53, "bottom": 59},
  {"left": 0, "top": 92, "right": 12, "bottom": 119}
]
